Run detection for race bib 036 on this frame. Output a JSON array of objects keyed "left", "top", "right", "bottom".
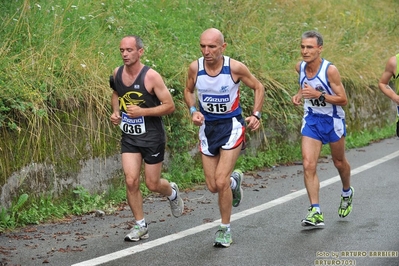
[{"left": 119, "top": 112, "right": 146, "bottom": 135}]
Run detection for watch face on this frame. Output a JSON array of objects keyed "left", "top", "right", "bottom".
[
  {"left": 253, "top": 111, "right": 261, "bottom": 119},
  {"left": 318, "top": 91, "right": 326, "bottom": 102}
]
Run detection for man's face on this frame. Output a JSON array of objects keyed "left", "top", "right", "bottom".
[
  {"left": 119, "top": 37, "right": 143, "bottom": 66},
  {"left": 199, "top": 32, "right": 226, "bottom": 64},
  {"left": 300, "top": 37, "right": 322, "bottom": 63}
]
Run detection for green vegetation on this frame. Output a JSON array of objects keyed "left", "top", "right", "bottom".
[
  {"left": 1, "top": 0, "right": 399, "bottom": 231},
  {"left": 1, "top": 123, "right": 395, "bottom": 232}
]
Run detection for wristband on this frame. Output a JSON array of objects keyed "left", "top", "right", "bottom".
[
  {"left": 189, "top": 106, "right": 197, "bottom": 115},
  {"left": 252, "top": 111, "right": 261, "bottom": 120}
]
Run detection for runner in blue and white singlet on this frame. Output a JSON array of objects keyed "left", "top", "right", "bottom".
[
  {"left": 292, "top": 30, "right": 353, "bottom": 227},
  {"left": 299, "top": 59, "right": 345, "bottom": 118},
  {"left": 195, "top": 56, "right": 245, "bottom": 156},
  {"left": 196, "top": 56, "right": 242, "bottom": 121},
  {"left": 184, "top": 28, "right": 265, "bottom": 247},
  {"left": 299, "top": 59, "right": 346, "bottom": 144}
]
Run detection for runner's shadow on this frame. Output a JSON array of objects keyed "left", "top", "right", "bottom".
[{"left": 300, "top": 226, "right": 325, "bottom": 233}]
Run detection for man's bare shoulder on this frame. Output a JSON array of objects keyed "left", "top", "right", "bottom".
[
  {"left": 327, "top": 63, "right": 339, "bottom": 71},
  {"left": 386, "top": 55, "right": 397, "bottom": 72},
  {"left": 144, "top": 67, "right": 162, "bottom": 81},
  {"left": 229, "top": 58, "right": 250, "bottom": 74},
  {"left": 144, "top": 67, "right": 167, "bottom": 92},
  {"left": 295, "top": 61, "right": 302, "bottom": 72},
  {"left": 187, "top": 60, "right": 199, "bottom": 75}
]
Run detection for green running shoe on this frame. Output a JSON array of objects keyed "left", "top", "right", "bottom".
[
  {"left": 231, "top": 169, "right": 243, "bottom": 207},
  {"left": 213, "top": 226, "right": 232, "bottom": 247},
  {"left": 301, "top": 207, "right": 325, "bottom": 226},
  {"left": 124, "top": 224, "right": 149, "bottom": 242},
  {"left": 338, "top": 186, "right": 354, "bottom": 218}
]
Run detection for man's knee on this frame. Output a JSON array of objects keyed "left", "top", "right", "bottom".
[
  {"left": 303, "top": 159, "right": 317, "bottom": 174},
  {"left": 333, "top": 157, "right": 349, "bottom": 170},
  {"left": 215, "top": 176, "right": 231, "bottom": 192},
  {"left": 145, "top": 178, "right": 162, "bottom": 192}
]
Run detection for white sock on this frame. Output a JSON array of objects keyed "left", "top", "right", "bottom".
[
  {"left": 221, "top": 223, "right": 231, "bottom": 232},
  {"left": 167, "top": 187, "right": 177, "bottom": 201},
  {"left": 342, "top": 188, "right": 352, "bottom": 197},
  {"left": 136, "top": 218, "right": 146, "bottom": 227},
  {"left": 230, "top": 177, "right": 237, "bottom": 190}
]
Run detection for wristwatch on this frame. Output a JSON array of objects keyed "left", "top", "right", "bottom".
[
  {"left": 318, "top": 91, "right": 326, "bottom": 102},
  {"left": 252, "top": 111, "right": 261, "bottom": 120}
]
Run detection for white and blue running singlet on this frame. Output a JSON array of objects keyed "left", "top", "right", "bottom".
[
  {"left": 299, "top": 59, "right": 346, "bottom": 144},
  {"left": 195, "top": 56, "right": 245, "bottom": 156},
  {"left": 195, "top": 56, "right": 242, "bottom": 121},
  {"left": 299, "top": 59, "right": 345, "bottom": 119}
]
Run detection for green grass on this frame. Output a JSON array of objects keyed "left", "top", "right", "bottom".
[
  {"left": 1, "top": 0, "right": 399, "bottom": 231},
  {"left": 2, "top": 122, "right": 395, "bottom": 232}
]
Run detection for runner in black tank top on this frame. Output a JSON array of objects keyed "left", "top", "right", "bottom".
[
  {"left": 113, "top": 65, "right": 165, "bottom": 146},
  {"left": 109, "top": 35, "right": 184, "bottom": 242}
]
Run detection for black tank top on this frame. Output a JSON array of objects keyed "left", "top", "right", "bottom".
[{"left": 114, "top": 65, "right": 165, "bottom": 146}]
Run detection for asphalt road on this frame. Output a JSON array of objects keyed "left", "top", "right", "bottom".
[{"left": 1, "top": 137, "right": 399, "bottom": 266}]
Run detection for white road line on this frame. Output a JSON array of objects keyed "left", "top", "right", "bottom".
[{"left": 72, "top": 150, "right": 399, "bottom": 266}]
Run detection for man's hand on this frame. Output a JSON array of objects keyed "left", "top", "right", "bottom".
[
  {"left": 292, "top": 93, "right": 303, "bottom": 106},
  {"left": 245, "top": 115, "right": 260, "bottom": 131},
  {"left": 300, "top": 83, "right": 318, "bottom": 99},
  {"left": 110, "top": 112, "right": 121, "bottom": 125},
  {"left": 191, "top": 111, "right": 204, "bottom": 126},
  {"left": 126, "top": 105, "right": 143, "bottom": 118}
]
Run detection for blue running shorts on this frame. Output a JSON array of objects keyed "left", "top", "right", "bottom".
[
  {"left": 199, "top": 115, "right": 246, "bottom": 156},
  {"left": 301, "top": 113, "right": 346, "bottom": 144}
]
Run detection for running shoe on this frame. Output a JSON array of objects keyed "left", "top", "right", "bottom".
[
  {"left": 169, "top": 182, "right": 184, "bottom": 217},
  {"left": 338, "top": 186, "right": 354, "bottom": 218},
  {"left": 213, "top": 226, "right": 232, "bottom": 247},
  {"left": 124, "top": 224, "right": 149, "bottom": 242},
  {"left": 301, "top": 206, "right": 325, "bottom": 226},
  {"left": 231, "top": 169, "right": 243, "bottom": 207}
]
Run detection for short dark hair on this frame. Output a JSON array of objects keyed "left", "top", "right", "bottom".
[
  {"left": 124, "top": 35, "right": 144, "bottom": 49},
  {"left": 301, "top": 31, "right": 323, "bottom": 46}
]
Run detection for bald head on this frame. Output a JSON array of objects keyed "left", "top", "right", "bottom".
[{"left": 200, "top": 28, "right": 225, "bottom": 45}]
